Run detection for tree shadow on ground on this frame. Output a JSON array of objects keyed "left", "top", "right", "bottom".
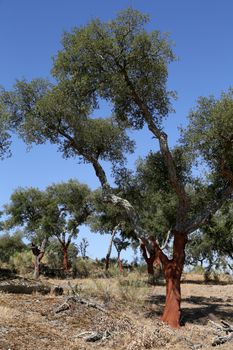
[
  {"left": 181, "top": 279, "right": 233, "bottom": 285},
  {"left": 146, "top": 294, "right": 233, "bottom": 324}
]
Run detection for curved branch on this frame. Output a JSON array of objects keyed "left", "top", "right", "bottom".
[
  {"left": 121, "top": 68, "right": 189, "bottom": 229},
  {"left": 161, "top": 229, "right": 172, "bottom": 250},
  {"left": 186, "top": 185, "right": 233, "bottom": 234}
]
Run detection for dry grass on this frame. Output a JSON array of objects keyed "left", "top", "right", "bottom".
[{"left": 0, "top": 272, "right": 233, "bottom": 349}]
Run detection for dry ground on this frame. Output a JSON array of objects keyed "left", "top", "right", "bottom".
[{"left": 0, "top": 273, "right": 233, "bottom": 350}]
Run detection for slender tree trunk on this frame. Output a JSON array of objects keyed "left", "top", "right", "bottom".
[
  {"left": 161, "top": 232, "right": 187, "bottom": 328},
  {"left": 105, "top": 225, "right": 118, "bottom": 271},
  {"left": 105, "top": 253, "right": 110, "bottom": 271},
  {"left": 34, "top": 255, "right": 40, "bottom": 279},
  {"left": 117, "top": 252, "right": 123, "bottom": 273},
  {"left": 63, "top": 245, "right": 68, "bottom": 271}
]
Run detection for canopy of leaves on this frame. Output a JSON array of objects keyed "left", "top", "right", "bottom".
[
  {"left": 46, "top": 238, "right": 78, "bottom": 269},
  {"left": 0, "top": 91, "right": 13, "bottom": 159},
  {"left": 181, "top": 89, "right": 233, "bottom": 186},
  {"left": 53, "top": 8, "right": 175, "bottom": 129},
  {"left": 203, "top": 202, "right": 233, "bottom": 261},
  {"left": 2, "top": 78, "right": 134, "bottom": 169},
  {"left": 113, "top": 148, "right": 193, "bottom": 242},
  {"left": 4, "top": 180, "right": 91, "bottom": 245},
  {"left": 88, "top": 189, "right": 135, "bottom": 239},
  {"left": 0, "top": 231, "right": 26, "bottom": 263}
]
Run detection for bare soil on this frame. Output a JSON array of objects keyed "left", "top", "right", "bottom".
[{"left": 0, "top": 273, "right": 232, "bottom": 350}]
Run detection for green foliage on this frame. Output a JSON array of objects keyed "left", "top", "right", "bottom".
[
  {"left": 185, "top": 230, "right": 216, "bottom": 267},
  {"left": 0, "top": 232, "right": 26, "bottom": 263},
  {"left": 4, "top": 79, "right": 134, "bottom": 167},
  {"left": 203, "top": 202, "right": 233, "bottom": 263},
  {"left": 113, "top": 237, "right": 130, "bottom": 254},
  {"left": 88, "top": 189, "right": 135, "bottom": 239},
  {"left": 72, "top": 257, "right": 100, "bottom": 278},
  {"left": 1, "top": 6, "right": 233, "bottom": 267},
  {"left": 9, "top": 250, "right": 33, "bottom": 274},
  {"left": 114, "top": 150, "right": 184, "bottom": 242},
  {"left": 4, "top": 187, "right": 50, "bottom": 241},
  {"left": 45, "top": 239, "right": 78, "bottom": 269},
  {"left": 0, "top": 96, "right": 12, "bottom": 159},
  {"left": 53, "top": 8, "right": 175, "bottom": 128},
  {"left": 78, "top": 237, "right": 89, "bottom": 258},
  {"left": 1, "top": 8, "right": 174, "bottom": 176},
  {"left": 4, "top": 179, "right": 91, "bottom": 245},
  {"left": 181, "top": 89, "right": 233, "bottom": 183}
]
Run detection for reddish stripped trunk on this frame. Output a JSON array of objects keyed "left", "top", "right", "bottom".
[
  {"left": 147, "top": 257, "right": 155, "bottom": 275},
  {"left": 63, "top": 245, "right": 68, "bottom": 271},
  {"left": 161, "top": 232, "right": 187, "bottom": 328},
  {"left": 117, "top": 253, "right": 123, "bottom": 273}
]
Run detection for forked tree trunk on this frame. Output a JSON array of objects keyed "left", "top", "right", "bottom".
[
  {"left": 140, "top": 241, "right": 155, "bottom": 275},
  {"left": 140, "top": 240, "right": 157, "bottom": 284},
  {"left": 161, "top": 231, "right": 187, "bottom": 328}
]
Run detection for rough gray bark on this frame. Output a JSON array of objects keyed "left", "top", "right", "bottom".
[
  {"left": 105, "top": 224, "right": 119, "bottom": 271},
  {"left": 31, "top": 238, "right": 47, "bottom": 279}
]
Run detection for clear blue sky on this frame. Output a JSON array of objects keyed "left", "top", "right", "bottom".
[{"left": 0, "top": 0, "right": 232, "bottom": 261}]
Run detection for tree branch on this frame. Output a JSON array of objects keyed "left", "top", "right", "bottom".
[
  {"left": 186, "top": 186, "right": 233, "bottom": 234},
  {"left": 161, "top": 229, "right": 172, "bottom": 250},
  {"left": 120, "top": 67, "right": 189, "bottom": 230}
]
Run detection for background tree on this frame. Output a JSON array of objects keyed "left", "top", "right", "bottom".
[
  {"left": 78, "top": 238, "right": 89, "bottom": 259},
  {"left": 88, "top": 189, "right": 135, "bottom": 271},
  {"left": 4, "top": 180, "right": 91, "bottom": 276},
  {"left": 0, "top": 231, "right": 26, "bottom": 265},
  {"left": 4, "top": 187, "right": 50, "bottom": 278},
  {"left": 0, "top": 95, "right": 12, "bottom": 160},
  {"left": 204, "top": 202, "right": 233, "bottom": 270},
  {"left": 46, "top": 180, "right": 91, "bottom": 270},
  {"left": 113, "top": 236, "right": 130, "bottom": 272},
  {"left": 46, "top": 238, "right": 79, "bottom": 270},
  {"left": 186, "top": 201, "right": 233, "bottom": 274},
  {"left": 2, "top": 8, "right": 233, "bottom": 328}
]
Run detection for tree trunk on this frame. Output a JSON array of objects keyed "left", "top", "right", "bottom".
[
  {"left": 117, "top": 252, "right": 123, "bottom": 273},
  {"left": 34, "top": 255, "right": 40, "bottom": 279},
  {"left": 63, "top": 245, "right": 68, "bottom": 271},
  {"left": 105, "top": 253, "right": 110, "bottom": 271},
  {"left": 140, "top": 240, "right": 156, "bottom": 283},
  {"left": 31, "top": 239, "right": 47, "bottom": 279},
  {"left": 161, "top": 231, "right": 187, "bottom": 328},
  {"left": 105, "top": 225, "right": 118, "bottom": 271}
]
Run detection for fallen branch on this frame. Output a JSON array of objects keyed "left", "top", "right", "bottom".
[
  {"left": 77, "top": 330, "right": 111, "bottom": 342},
  {"left": 54, "top": 296, "right": 107, "bottom": 314},
  {"left": 209, "top": 319, "right": 233, "bottom": 346},
  {"left": 212, "top": 333, "right": 233, "bottom": 346}
]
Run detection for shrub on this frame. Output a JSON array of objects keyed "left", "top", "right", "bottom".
[
  {"left": 9, "top": 250, "right": 33, "bottom": 275},
  {"left": 0, "top": 232, "right": 26, "bottom": 264}
]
